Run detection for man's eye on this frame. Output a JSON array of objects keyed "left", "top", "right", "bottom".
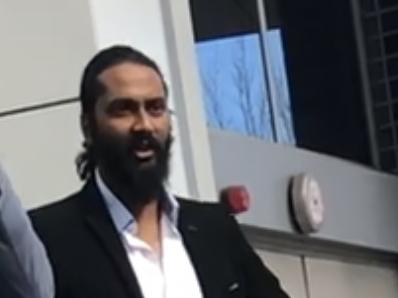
[{"left": 146, "top": 101, "right": 166, "bottom": 116}]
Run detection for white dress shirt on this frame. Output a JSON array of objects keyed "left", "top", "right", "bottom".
[{"left": 95, "top": 171, "right": 203, "bottom": 298}]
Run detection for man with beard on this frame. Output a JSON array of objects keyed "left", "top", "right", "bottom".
[{"left": 30, "top": 46, "right": 289, "bottom": 298}]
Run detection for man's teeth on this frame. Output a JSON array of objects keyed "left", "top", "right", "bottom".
[{"left": 135, "top": 149, "right": 154, "bottom": 159}]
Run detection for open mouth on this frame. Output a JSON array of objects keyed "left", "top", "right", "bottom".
[
  {"left": 132, "top": 145, "right": 158, "bottom": 165},
  {"left": 134, "top": 149, "right": 155, "bottom": 160},
  {"left": 130, "top": 135, "right": 160, "bottom": 163}
]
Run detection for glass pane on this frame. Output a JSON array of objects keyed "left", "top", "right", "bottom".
[
  {"left": 384, "top": 34, "right": 398, "bottom": 56},
  {"left": 368, "top": 61, "right": 385, "bottom": 81},
  {"left": 371, "top": 82, "right": 388, "bottom": 103},
  {"left": 266, "top": 29, "right": 296, "bottom": 144},
  {"left": 377, "top": 127, "right": 394, "bottom": 147},
  {"left": 365, "top": 38, "right": 382, "bottom": 59},
  {"left": 374, "top": 105, "right": 391, "bottom": 125},
  {"left": 363, "top": 17, "right": 379, "bottom": 37},
  {"left": 390, "top": 80, "right": 398, "bottom": 98},
  {"left": 393, "top": 101, "right": 398, "bottom": 120},
  {"left": 380, "top": 149, "right": 396, "bottom": 170},
  {"left": 196, "top": 33, "right": 273, "bottom": 140},
  {"left": 379, "top": 0, "right": 398, "bottom": 9},
  {"left": 386, "top": 55, "right": 398, "bottom": 77},
  {"left": 360, "top": 0, "right": 376, "bottom": 12},
  {"left": 381, "top": 10, "right": 398, "bottom": 32}
]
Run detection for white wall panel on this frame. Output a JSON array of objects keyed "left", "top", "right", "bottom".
[
  {"left": 0, "top": 0, "right": 96, "bottom": 111},
  {"left": 0, "top": 104, "right": 82, "bottom": 209}
]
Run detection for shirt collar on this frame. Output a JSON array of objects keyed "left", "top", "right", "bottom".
[{"left": 94, "top": 169, "right": 179, "bottom": 234}]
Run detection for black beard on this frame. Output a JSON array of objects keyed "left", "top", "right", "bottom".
[{"left": 91, "top": 128, "right": 173, "bottom": 206}]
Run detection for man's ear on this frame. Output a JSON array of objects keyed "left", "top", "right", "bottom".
[{"left": 80, "top": 114, "right": 93, "bottom": 146}]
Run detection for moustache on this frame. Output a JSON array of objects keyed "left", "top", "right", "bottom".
[{"left": 128, "top": 131, "right": 163, "bottom": 153}]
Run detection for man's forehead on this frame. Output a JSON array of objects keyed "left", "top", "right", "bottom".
[{"left": 98, "top": 62, "right": 163, "bottom": 89}]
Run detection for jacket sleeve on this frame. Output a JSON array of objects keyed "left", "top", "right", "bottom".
[
  {"left": 221, "top": 205, "right": 290, "bottom": 298},
  {"left": 0, "top": 165, "right": 54, "bottom": 298}
]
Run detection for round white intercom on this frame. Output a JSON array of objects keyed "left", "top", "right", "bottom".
[{"left": 290, "top": 173, "right": 325, "bottom": 234}]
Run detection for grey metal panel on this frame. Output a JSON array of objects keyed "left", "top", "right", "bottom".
[
  {"left": 306, "top": 257, "right": 398, "bottom": 298},
  {"left": 209, "top": 129, "right": 398, "bottom": 252},
  {"left": 255, "top": 250, "right": 307, "bottom": 298}
]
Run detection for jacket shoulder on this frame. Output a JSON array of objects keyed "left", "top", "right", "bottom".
[
  {"left": 177, "top": 197, "right": 226, "bottom": 214},
  {"left": 177, "top": 197, "right": 233, "bottom": 229},
  {"left": 28, "top": 191, "right": 82, "bottom": 234}
]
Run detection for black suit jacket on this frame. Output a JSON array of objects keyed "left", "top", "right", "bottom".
[{"left": 30, "top": 180, "right": 289, "bottom": 298}]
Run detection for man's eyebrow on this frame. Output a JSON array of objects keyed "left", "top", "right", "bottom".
[
  {"left": 105, "top": 98, "right": 136, "bottom": 111},
  {"left": 109, "top": 96, "right": 166, "bottom": 103},
  {"left": 105, "top": 97, "right": 168, "bottom": 112},
  {"left": 107, "top": 97, "right": 135, "bottom": 105},
  {"left": 145, "top": 97, "right": 167, "bottom": 103}
]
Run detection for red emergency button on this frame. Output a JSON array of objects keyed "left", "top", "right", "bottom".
[{"left": 220, "top": 185, "right": 250, "bottom": 214}]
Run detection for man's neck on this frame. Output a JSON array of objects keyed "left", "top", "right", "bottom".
[{"left": 135, "top": 200, "right": 162, "bottom": 252}]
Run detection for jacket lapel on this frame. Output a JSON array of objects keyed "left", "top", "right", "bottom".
[
  {"left": 80, "top": 180, "right": 143, "bottom": 298},
  {"left": 178, "top": 200, "right": 225, "bottom": 298}
]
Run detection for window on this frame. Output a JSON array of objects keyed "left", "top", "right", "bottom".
[
  {"left": 190, "top": 0, "right": 295, "bottom": 144},
  {"left": 355, "top": 0, "right": 398, "bottom": 172}
]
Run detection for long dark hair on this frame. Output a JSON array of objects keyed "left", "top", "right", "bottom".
[{"left": 76, "top": 45, "right": 168, "bottom": 180}]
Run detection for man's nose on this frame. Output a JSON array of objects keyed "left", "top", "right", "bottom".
[{"left": 132, "top": 107, "right": 154, "bottom": 132}]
